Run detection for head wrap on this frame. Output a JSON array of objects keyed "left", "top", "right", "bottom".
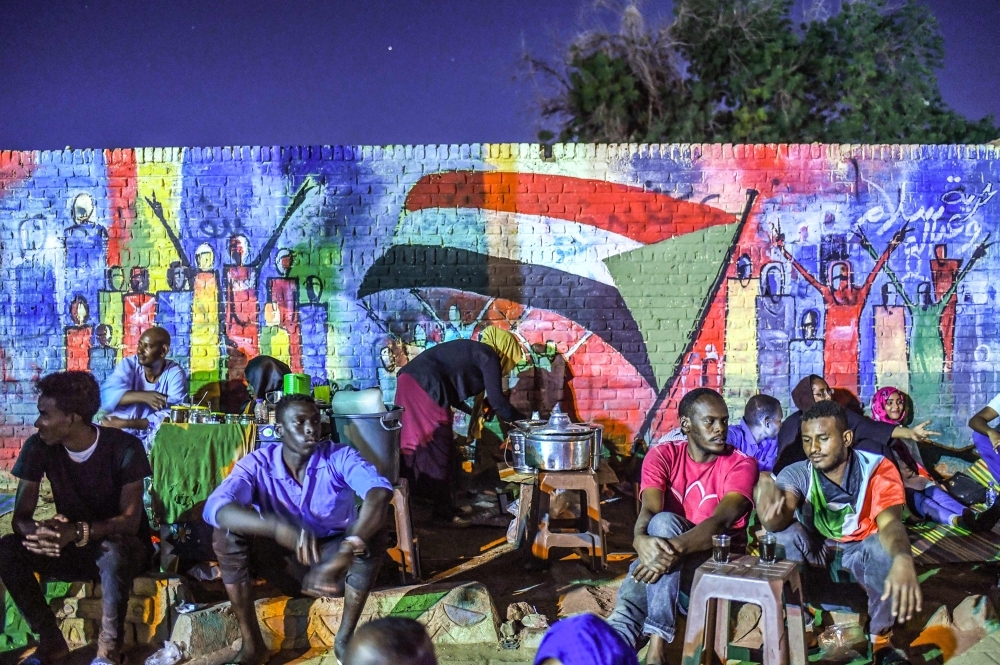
[
  {"left": 479, "top": 326, "right": 523, "bottom": 376},
  {"left": 871, "top": 386, "right": 905, "bottom": 425},
  {"left": 791, "top": 374, "right": 823, "bottom": 412},
  {"left": 534, "top": 614, "right": 638, "bottom": 665},
  {"left": 245, "top": 356, "right": 291, "bottom": 399}
]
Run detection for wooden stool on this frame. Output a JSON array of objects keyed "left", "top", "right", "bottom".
[
  {"left": 387, "top": 478, "right": 420, "bottom": 583},
  {"left": 682, "top": 555, "right": 807, "bottom": 665},
  {"left": 523, "top": 470, "right": 606, "bottom": 570}
]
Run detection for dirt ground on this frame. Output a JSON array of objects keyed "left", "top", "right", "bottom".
[{"left": 2, "top": 467, "right": 999, "bottom": 665}]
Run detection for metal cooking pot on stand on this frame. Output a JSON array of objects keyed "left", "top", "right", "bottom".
[{"left": 508, "top": 405, "right": 603, "bottom": 473}]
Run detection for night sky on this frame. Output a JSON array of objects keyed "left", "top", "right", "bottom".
[{"left": 0, "top": 0, "right": 996, "bottom": 150}]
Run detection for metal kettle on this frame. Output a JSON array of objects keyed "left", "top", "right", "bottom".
[{"left": 508, "top": 405, "right": 603, "bottom": 473}]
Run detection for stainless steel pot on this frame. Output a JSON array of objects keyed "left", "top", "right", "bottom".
[{"left": 510, "top": 406, "right": 604, "bottom": 472}]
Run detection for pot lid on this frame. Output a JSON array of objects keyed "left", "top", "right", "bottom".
[{"left": 530, "top": 405, "right": 593, "bottom": 434}]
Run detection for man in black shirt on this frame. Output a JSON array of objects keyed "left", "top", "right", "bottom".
[{"left": 0, "top": 372, "right": 153, "bottom": 665}]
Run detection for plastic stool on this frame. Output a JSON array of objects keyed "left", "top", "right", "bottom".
[
  {"left": 682, "top": 555, "right": 807, "bottom": 665},
  {"left": 528, "top": 470, "right": 606, "bottom": 570},
  {"left": 387, "top": 478, "right": 421, "bottom": 583}
]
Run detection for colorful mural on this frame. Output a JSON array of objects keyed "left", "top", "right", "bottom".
[{"left": 1, "top": 144, "right": 999, "bottom": 464}]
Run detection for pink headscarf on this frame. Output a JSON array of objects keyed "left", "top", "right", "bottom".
[{"left": 871, "top": 387, "right": 905, "bottom": 425}]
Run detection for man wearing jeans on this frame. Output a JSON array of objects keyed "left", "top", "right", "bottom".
[
  {"left": 756, "top": 400, "right": 921, "bottom": 664},
  {"left": 0, "top": 372, "right": 153, "bottom": 665},
  {"left": 607, "top": 388, "right": 758, "bottom": 665},
  {"left": 204, "top": 394, "right": 392, "bottom": 665}
]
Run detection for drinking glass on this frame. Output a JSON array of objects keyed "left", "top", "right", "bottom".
[
  {"left": 760, "top": 533, "right": 778, "bottom": 564},
  {"left": 712, "top": 534, "right": 731, "bottom": 563}
]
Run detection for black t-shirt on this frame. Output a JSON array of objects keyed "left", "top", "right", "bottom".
[
  {"left": 398, "top": 339, "right": 525, "bottom": 422},
  {"left": 12, "top": 426, "right": 153, "bottom": 544}
]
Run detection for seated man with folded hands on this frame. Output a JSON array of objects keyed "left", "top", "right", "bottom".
[
  {"left": 203, "top": 394, "right": 392, "bottom": 665},
  {"left": 606, "top": 388, "right": 759, "bottom": 665}
]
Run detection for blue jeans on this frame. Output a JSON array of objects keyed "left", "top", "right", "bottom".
[
  {"left": 771, "top": 522, "right": 895, "bottom": 635},
  {"left": 607, "top": 512, "right": 710, "bottom": 645}
]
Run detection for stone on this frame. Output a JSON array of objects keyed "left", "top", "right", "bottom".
[
  {"left": 59, "top": 618, "right": 96, "bottom": 649},
  {"left": 171, "top": 582, "right": 501, "bottom": 660},
  {"left": 506, "top": 602, "right": 535, "bottom": 622},
  {"left": 731, "top": 603, "right": 763, "bottom": 649},
  {"left": 557, "top": 580, "right": 623, "bottom": 618}
]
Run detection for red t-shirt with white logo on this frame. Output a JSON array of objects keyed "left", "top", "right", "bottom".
[{"left": 640, "top": 440, "right": 759, "bottom": 535}]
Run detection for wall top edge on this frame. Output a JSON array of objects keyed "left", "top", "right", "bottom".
[{"left": 0, "top": 142, "right": 998, "bottom": 164}]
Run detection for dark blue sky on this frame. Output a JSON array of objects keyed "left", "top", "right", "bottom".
[{"left": 0, "top": 0, "right": 996, "bottom": 150}]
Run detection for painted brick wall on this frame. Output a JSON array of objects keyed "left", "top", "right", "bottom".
[{"left": 1, "top": 143, "right": 999, "bottom": 467}]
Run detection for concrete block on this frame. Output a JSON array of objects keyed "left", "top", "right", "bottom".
[
  {"left": 169, "top": 602, "right": 242, "bottom": 659},
  {"left": 59, "top": 618, "right": 97, "bottom": 649},
  {"left": 78, "top": 595, "right": 154, "bottom": 624}
]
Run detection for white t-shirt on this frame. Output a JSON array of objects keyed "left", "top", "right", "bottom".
[
  {"left": 986, "top": 393, "right": 1000, "bottom": 424},
  {"left": 64, "top": 427, "right": 100, "bottom": 464}
]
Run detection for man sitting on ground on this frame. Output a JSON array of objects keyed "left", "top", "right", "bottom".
[
  {"left": 727, "top": 393, "right": 783, "bottom": 473},
  {"left": 99, "top": 326, "right": 187, "bottom": 449},
  {"left": 0, "top": 372, "right": 153, "bottom": 665},
  {"left": 203, "top": 394, "right": 392, "bottom": 665},
  {"left": 756, "top": 400, "right": 921, "bottom": 664},
  {"left": 607, "top": 388, "right": 759, "bottom": 665},
  {"left": 344, "top": 617, "right": 437, "bottom": 665}
]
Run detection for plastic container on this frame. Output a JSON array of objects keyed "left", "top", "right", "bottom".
[
  {"left": 332, "top": 387, "right": 387, "bottom": 415},
  {"left": 332, "top": 406, "right": 403, "bottom": 483},
  {"left": 283, "top": 373, "right": 311, "bottom": 396}
]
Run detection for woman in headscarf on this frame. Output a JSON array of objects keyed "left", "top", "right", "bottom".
[
  {"left": 395, "top": 326, "right": 525, "bottom": 527},
  {"left": 242, "top": 355, "right": 291, "bottom": 413},
  {"left": 773, "top": 374, "right": 937, "bottom": 473},
  {"left": 534, "top": 614, "right": 638, "bottom": 665},
  {"left": 872, "top": 387, "right": 994, "bottom": 530}
]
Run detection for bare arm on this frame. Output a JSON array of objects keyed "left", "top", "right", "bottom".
[
  {"left": 29, "top": 479, "right": 148, "bottom": 557},
  {"left": 755, "top": 473, "right": 801, "bottom": 533},
  {"left": 875, "top": 505, "right": 922, "bottom": 623},
  {"left": 345, "top": 487, "right": 391, "bottom": 544},
  {"left": 969, "top": 405, "right": 1000, "bottom": 449},
  {"left": 11, "top": 479, "right": 41, "bottom": 538},
  {"left": 670, "top": 492, "right": 751, "bottom": 557}
]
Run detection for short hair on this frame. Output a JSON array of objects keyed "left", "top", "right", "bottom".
[
  {"left": 744, "top": 394, "right": 781, "bottom": 426},
  {"left": 801, "top": 399, "right": 848, "bottom": 433},
  {"left": 346, "top": 617, "right": 436, "bottom": 665},
  {"left": 275, "top": 393, "right": 316, "bottom": 422},
  {"left": 35, "top": 371, "right": 101, "bottom": 422},
  {"left": 678, "top": 388, "right": 724, "bottom": 420}
]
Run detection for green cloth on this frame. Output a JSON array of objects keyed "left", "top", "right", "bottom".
[{"left": 149, "top": 423, "right": 252, "bottom": 524}]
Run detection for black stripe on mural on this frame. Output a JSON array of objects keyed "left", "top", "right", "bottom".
[{"left": 357, "top": 245, "right": 658, "bottom": 391}]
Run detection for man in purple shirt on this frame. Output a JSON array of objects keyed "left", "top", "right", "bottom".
[
  {"left": 204, "top": 394, "right": 392, "bottom": 665},
  {"left": 727, "top": 394, "right": 782, "bottom": 473}
]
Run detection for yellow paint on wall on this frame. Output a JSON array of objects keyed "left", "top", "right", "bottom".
[
  {"left": 135, "top": 159, "right": 184, "bottom": 293},
  {"left": 190, "top": 271, "right": 221, "bottom": 391},
  {"left": 874, "top": 306, "right": 909, "bottom": 394},
  {"left": 99, "top": 291, "right": 125, "bottom": 361},
  {"left": 724, "top": 278, "right": 759, "bottom": 414}
]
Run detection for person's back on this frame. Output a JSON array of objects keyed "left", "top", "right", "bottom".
[{"left": 344, "top": 617, "right": 436, "bottom": 665}]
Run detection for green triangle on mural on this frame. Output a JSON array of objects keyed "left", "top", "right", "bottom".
[{"left": 603, "top": 223, "right": 739, "bottom": 391}]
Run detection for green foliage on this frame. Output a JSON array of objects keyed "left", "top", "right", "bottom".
[{"left": 531, "top": 0, "right": 998, "bottom": 144}]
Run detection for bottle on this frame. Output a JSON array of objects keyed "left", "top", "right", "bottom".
[
  {"left": 987, "top": 482, "right": 998, "bottom": 508},
  {"left": 254, "top": 399, "right": 267, "bottom": 425}
]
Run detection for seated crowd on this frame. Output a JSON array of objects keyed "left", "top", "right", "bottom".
[{"left": 4, "top": 324, "right": 1000, "bottom": 665}]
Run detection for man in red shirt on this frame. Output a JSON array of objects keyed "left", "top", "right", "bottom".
[{"left": 607, "top": 388, "right": 759, "bottom": 664}]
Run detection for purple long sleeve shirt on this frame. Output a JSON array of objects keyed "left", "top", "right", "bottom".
[
  {"left": 726, "top": 419, "right": 778, "bottom": 473},
  {"left": 203, "top": 440, "right": 392, "bottom": 538}
]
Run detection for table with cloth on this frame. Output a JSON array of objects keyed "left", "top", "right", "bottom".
[{"left": 148, "top": 423, "right": 256, "bottom": 567}]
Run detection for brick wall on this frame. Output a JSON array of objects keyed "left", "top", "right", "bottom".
[{"left": 1, "top": 143, "right": 998, "bottom": 464}]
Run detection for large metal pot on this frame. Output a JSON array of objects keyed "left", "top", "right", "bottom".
[{"left": 509, "top": 406, "right": 603, "bottom": 473}]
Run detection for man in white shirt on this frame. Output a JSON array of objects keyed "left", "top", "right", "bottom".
[{"left": 99, "top": 326, "right": 187, "bottom": 449}]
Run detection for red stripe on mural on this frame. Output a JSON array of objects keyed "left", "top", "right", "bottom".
[
  {"left": 403, "top": 171, "right": 736, "bottom": 245},
  {"left": 104, "top": 149, "right": 137, "bottom": 268},
  {"left": 0, "top": 151, "right": 37, "bottom": 198}
]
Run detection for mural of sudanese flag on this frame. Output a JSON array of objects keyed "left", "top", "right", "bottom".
[{"left": 358, "top": 171, "right": 752, "bottom": 444}]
